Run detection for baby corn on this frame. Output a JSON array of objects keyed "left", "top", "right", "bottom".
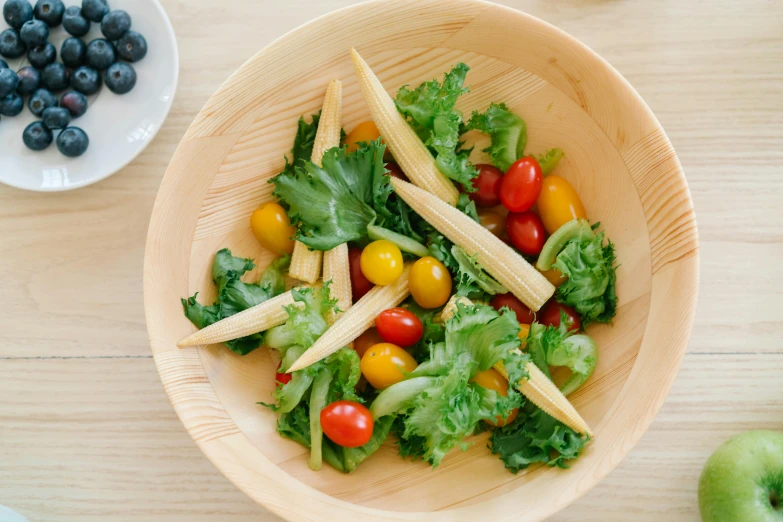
[
  {"left": 351, "top": 48, "right": 460, "bottom": 206},
  {"left": 289, "top": 80, "right": 343, "bottom": 283},
  {"left": 287, "top": 265, "right": 412, "bottom": 372},
  {"left": 440, "top": 296, "right": 591, "bottom": 436},
  {"left": 322, "top": 242, "right": 352, "bottom": 324},
  {"left": 391, "top": 177, "right": 554, "bottom": 311},
  {"left": 177, "top": 291, "right": 298, "bottom": 348}
]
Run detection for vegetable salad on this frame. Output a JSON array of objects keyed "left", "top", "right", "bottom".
[{"left": 181, "top": 50, "right": 618, "bottom": 474}]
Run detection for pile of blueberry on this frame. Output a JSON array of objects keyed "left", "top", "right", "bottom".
[{"left": 0, "top": 0, "right": 148, "bottom": 157}]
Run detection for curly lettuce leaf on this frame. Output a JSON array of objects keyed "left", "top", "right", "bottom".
[
  {"left": 554, "top": 228, "right": 618, "bottom": 326},
  {"left": 395, "top": 63, "right": 478, "bottom": 189},
  {"left": 536, "top": 148, "right": 565, "bottom": 174},
  {"left": 272, "top": 142, "right": 383, "bottom": 251},
  {"left": 525, "top": 320, "right": 597, "bottom": 396},
  {"left": 489, "top": 401, "right": 588, "bottom": 472},
  {"left": 452, "top": 245, "right": 507, "bottom": 298},
  {"left": 181, "top": 250, "right": 290, "bottom": 355},
  {"left": 265, "top": 285, "right": 337, "bottom": 357},
  {"left": 279, "top": 112, "right": 321, "bottom": 180},
  {"left": 467, "top": 102, "right": 527, "bottom": 172}
]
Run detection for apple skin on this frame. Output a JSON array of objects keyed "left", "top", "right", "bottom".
[{"left": 699, "top": 430, "right": 783, "bottom": 522}]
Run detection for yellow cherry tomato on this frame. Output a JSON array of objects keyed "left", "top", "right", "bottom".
[
  {"left": 478, "top": 209, "right": 506, "bottom": 238},
  {"left": 409, "top": 256, "right": 452, "bottom": 309},
  {"left": 250, "top": 202, "right": 295, "bottom": 255},
  {"left": 360, "top": 343, "right": 418, "bottom": 390},
  {"left": 471, "top": 368, "right": 518, "bottom": 427},
  {"left": 537, "top": 175, "right": 587, "bottom": 235},
  {"left": 540, "top": 267, "right": 567, "bottom": 287},
  {"left": 360, "top": 240, "right": 403, "bottom": 285},
  {"left": 345, "top": 121, "right": 382, "bottom": 153}
]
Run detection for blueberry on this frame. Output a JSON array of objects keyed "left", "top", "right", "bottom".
[
  {"left": 3, "top": 0, "right": 33, "bottom": 30},
  {"left": 81, "top": 0, "right": 108, "bottom": 23},
  {"left": 0, "top": 59, "right": 6, "bottom": 68},
  {"left": 28, "top": 88, "right": 57, "bottom": 116},
  {"left": 71, "top": 65, "right": 100, "bottom": 95},
  {"left": 20, "top": 20, "right": 49, "bottom": 48},
  {"left": 16, "top": 66, "right": 40, "bottom": 95},
  {"left": 0, "top": 67, "right": 19, "bottom": 97},
  {"left": 0, "top": 29, "right": 26, "bottom": 59},
  {"left": 34, "top": 0, "right": 65, "bottom": 27},
  {"left": 41, "top": 62, "right": 70, "bottom": 91},
  {"left": 116, "top": 31, "right": 146, "bottom": 63},
  {"left": 42, "top": 106, "right": 70, "bottom": 129},
  {"left": 59, "top": 90, "right": 87, "bottom": 118},
  {"left": 85, "top": 38, "right": 115, "bottom": 69},
  {"left": 100, "top": 10, "right": 130, "bottom": 40},
  {"left": 61, "top": 37, "right": 86, "bottom": 68},
  {"left": 62, "top": 6, "right": 90, "bottom": 37},
  {"left": 103, "top": 61, "right": 135, "bottom": 95},
  {"left": 57, "top": 126, "right": 89, "bottom": 157},
  {"left": 28, "top": 42, "right": 57, "bottom": 69},
  {"left": 23, "top": 121, "right": 53, "bottom": 151},
  {"left": 0, "top": 92, "right": 23, "bottom": 116}
]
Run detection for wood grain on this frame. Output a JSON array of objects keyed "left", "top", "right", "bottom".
[{"left": 0, "top": 0, "right": 781, "bottom": 520}]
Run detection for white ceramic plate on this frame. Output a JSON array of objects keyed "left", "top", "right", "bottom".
[{"left": 0, "top": 0, "right": 178, "bottom": 191}]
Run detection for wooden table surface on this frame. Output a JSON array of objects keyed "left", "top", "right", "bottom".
[{"left": 1, "top": 0, "right": 781, "bottom": 520}]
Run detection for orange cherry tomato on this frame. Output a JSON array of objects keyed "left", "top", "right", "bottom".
[
  {"left": 354, "top": 328, "right": 384, "bottom": 358},
  {"left": 537, "top": 175, "right": 587, "bottom": 235},
  {"left": 250, "top": 202, "right": 295, "bottom": 255},
  {"left": 471, "top": 368, "right": 518, "bottom": 426},
  {"left": 345, "top": 121, "right": 382, "bottom": 153},
  {"left": 360, "top": 343, "right": 418, "bottom": 390},
  {"left": 478, "top": 209, "right": 506, "bottom": 238},
  {"left": 409, "top": 256, "right": 452, "bottom": 309},
  {"left": 360, "top": 240, "right": 404, "bottom": 286}
]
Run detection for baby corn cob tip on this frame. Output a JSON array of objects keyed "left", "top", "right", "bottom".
[
  {"left": 287, "top": 264, "right": 412, "bottom": 372},
  {"left": 289, "top": 80, "right": 343, "bottom": 283},
  {"left": 350, "top": 48, "right": 460, "bottom": 206},
  {"left": 177, "top": 291, "right": 298, "bottom": 348},
  {"left": 390, "top": 177, "right": 555, "bottom": 311}
]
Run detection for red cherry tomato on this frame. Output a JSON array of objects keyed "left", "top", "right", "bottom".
[
  {"left": 349, "top": 246, "right": 374, "bottom": 302},
  {"left": 375, "top": 308, "right": 423, "bottom": 347},
  {"left": 506, "top": 211, "right": 547, "bottom": 256},
  {"left": 469, "top": 164, "right": 504, "bottom": 207},
  {"left": 490, "top": 293, "right": 536, "bottom": 324},
  {"left": 320, "top": 400, "right": 374, "bottom": 448},
  {"left": 275, "top": 362, "right": 292, "bottom": 385},
  {"left": 540, "top": 302, "right": 581, "bottom": 332},
  {"left": 386, "top": 162, "right": 409, "bottom": 182},
  {"left": 499, "top": 157, "right": 543, "bottom": 212}
]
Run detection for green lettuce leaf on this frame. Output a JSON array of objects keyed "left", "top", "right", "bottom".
[
  {"left": 525, "top": 321, "right": 597, "bottom": 396},
  {"left": 489, "top": 401, "right": 588, "bottom": 472},
  {"left": 265, "top": 285, "right": 337, "bottom": 357},
  {"left": 467, "top": 102, "right": 527, "bottom": 172},
  {"left": 536, "top": 148, "right": 565, "bottom": 174},
  {"left": 553, "top": 228, "right": 618, "bottom": 326},
  {"left": 181, "top": 250, "right": 290, "bottom": 355},
  {"left": 395, "top": 63, "right": 478, "bottom": 189},
  {"left": 279, "top": 112, "right": 321, "bottom": 180},
  {"left": 452, "top": 245, "right": 507, "bottom": 298}
]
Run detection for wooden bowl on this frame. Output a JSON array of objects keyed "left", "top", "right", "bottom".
[{"left": 144, "top": 0, "right": 699, "bottom": 520}]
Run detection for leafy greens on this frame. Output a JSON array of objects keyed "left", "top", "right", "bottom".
[{"left": 181, "top": 250, "right": 290, "bottom": 355}]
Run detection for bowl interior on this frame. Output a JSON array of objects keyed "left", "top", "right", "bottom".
[{"left": 145, "top": 1, "right": 698, "bottom": 520}]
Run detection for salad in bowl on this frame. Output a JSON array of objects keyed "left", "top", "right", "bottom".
[{"left": 178, "top": 48, "right": 618, "bottom": 475}]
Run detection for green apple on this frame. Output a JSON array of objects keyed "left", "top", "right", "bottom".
[{"left": 699, "top": 430, "right": 783, "bottom": 522}]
